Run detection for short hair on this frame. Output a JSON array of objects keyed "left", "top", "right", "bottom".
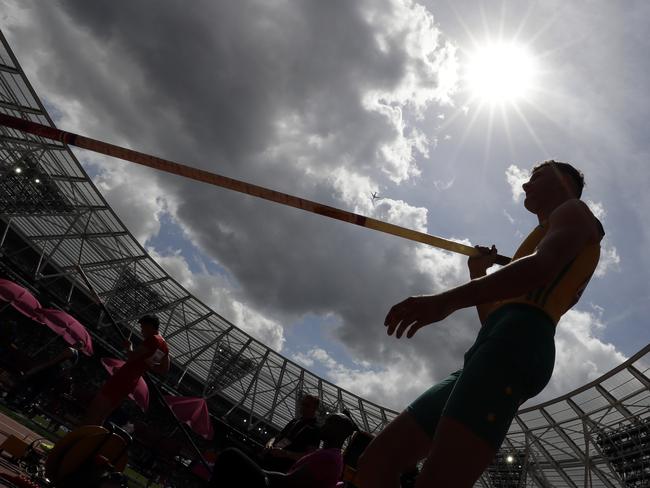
[
  {"left": 138, "top": 314, "right": 160, "bottom": 330},
  {"left": 533, "top": 160, "right": 585, "bottom": 198},
  {"left": 302, "top": 394, "right": 320, "bottom": 408},
  {"left": 327, "top": 413, "right": 357, "bottom": 434}
]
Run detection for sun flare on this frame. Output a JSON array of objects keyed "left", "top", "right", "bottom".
[{"left": 465, "top": 42, "right": 537, "bottom": 105}]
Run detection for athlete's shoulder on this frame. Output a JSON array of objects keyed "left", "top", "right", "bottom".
[
  {"left": 154, "top": 334, "right": 169, "bottom": 352},
  {"left": 549, "top": 199, "right": 603, "bottom": 243}
]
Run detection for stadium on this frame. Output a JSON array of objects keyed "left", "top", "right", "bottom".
[{"left": 0, "top": 21, "right": 648, "bottom": 488}]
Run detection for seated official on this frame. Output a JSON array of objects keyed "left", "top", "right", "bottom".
[
  {"left": 211, "top": 413, "right": 357, "bottom": 488},
  {"left": 261, "top": 394, "right": 321, "bottom": 472},
  {"left": 5, "top": 341, "right": 81, "bottom": 410}
]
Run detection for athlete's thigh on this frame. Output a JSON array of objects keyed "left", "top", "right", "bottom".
[
  {"left": 416, "top": 416, "right": 496, "bottom": 488},
  {"left": 443, "top": 340, "right": 526, "bottom": 451},
  {"left": 357, "top": 410, "right": 430, "bottom": 477},
  {"left": 358, "top": 371, "right": 461, "bottom": 476}
]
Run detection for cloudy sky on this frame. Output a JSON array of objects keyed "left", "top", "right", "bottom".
[{"left": 1, "top": 0, "right": 647, "bottom": 410}]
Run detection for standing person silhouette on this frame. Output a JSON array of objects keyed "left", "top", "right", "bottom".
[
  {"left": 5, "top": 341, "right": 82, "bottom": 410},
  {"left": 84, "top": 314, "right": 169, "bottom": 426},
  {"left": 357, "top": 161, "right": 604, "bottom": 488}
]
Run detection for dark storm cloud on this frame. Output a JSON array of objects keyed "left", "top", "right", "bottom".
[
  {"left": 3, "top": 0, "right": 641, "bottom": 408},
  {"left": 2, "top": 0, "right": 493, "bottom": 404},
  {"left": 54, "top": 0, "right": 408, "bottom": 173}
]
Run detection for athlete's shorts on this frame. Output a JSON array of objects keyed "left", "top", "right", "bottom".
[
  {"left": 406, "top": 303, "right": 556, "bottom": 449},
  {"left": 98, "top": 373, "right": 139, "bottom": 407}
]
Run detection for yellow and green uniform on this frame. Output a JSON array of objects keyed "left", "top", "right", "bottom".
[
  {"left": 490, "top": 218, "right": 604, "bottom": 323},
  {"left": 407, "top": 213, "right": 604, "bottom": 449}
]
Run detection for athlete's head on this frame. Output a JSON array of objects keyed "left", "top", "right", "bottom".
[
  {"left": 320, "top": 413, "right": 357, "bottom": 448},
  {"left": 300, "top": 394, "right": 320, "bottom": 418},
  {"left": 523, "top": 160, "right": 584, "bottom": 214},
  {"left": 138, "top": 314, "right": 160, "bottom": 337}
]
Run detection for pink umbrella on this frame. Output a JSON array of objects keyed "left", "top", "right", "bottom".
[
  {"left": 101, "top": 357, "right": 150, "bottom": 412},
  {"left": 36, "top": 308, "right": 94, "bottom": 356},
  {"left": 0, "top": 278, "right": 42, "bottom": 320},
  {"left": 164, "top": 396, "right": 214, "bottom": 440}
]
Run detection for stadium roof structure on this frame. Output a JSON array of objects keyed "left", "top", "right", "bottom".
[{"left": 0, "top": 29, "right": 648, "bottom": 487}]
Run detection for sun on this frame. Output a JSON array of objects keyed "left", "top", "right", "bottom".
[{"left": 464, "top": 41, "right": 538, "bottom": 105}]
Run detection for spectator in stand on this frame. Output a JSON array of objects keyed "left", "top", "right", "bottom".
[
  {"left": 4, "top": 340, "right": 82, "bottom": 410},
  {"left": 83, "top": 314, "right": 170, "bottom": 426},
  {"left": 261, "top": 394, "right": 321, "bottom": 472},
  {"left": 0, "top": 319, "right": 31, "bottom": 376},
  {"left": 211, "top": 413, "right": 357, "bottom": 488}
]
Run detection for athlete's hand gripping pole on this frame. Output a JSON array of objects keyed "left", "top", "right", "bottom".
[{"left": 0, "top": 113, "right": 511, "bottom": 265}]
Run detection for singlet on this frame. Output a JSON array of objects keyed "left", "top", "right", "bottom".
[
  {"left": 112, "top": 334, "right": 169, "bottom": 382},
  {"left": 491, "top": 210, "right": 604, "bottom": 324}
]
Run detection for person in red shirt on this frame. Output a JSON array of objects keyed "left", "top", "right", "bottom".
[{"left": 84, "top": 315, "right": 170, "bottom": 426}]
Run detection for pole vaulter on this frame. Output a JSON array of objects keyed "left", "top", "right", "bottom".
[
  {"left": 0, "top": 113, "right": 511, "bottom": 265},
  {"left": 74, "top": 264, "right": 212, "bottom": 471}
]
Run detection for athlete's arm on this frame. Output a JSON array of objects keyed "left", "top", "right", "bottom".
[
  {"left": 149, "top": 353, "right": 170, "bottom": 375},
  {"left": 457, "top": 200, "right": 598, "bottom": 306},
  {"left": 467, "top": 245, "right": 499, "bottom": 325},
  {"left": 387, "top": 200, "right": 600, "bottom": 338},
  {"left": 23, "top": 347, "right": 75, "bottom": 377},
  {"left": 124, "top": 339, "right": 157, "bottom": 363}
]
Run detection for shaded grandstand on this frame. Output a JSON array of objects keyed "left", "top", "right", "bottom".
[{"left": 0, "top": 28, "right": 648, "bottom": 487}]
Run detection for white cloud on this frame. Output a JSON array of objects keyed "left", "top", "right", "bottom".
[
  {"left": 292, "top": 351, "right": 315, "bottom": 368},
  {"left": 148, "top": 248, "right": 286, "bottom": 352},
  {"left": 329, "top": 166, "right": 429, "bottom": 231},
  {"left": 292, "top": 346, "right": 433, "bottom": 410},
  {"left": 357, "top": 0, "right": 458, "bottom": 183},
  {"left": 433, "top": 177, "right": 455, "bottom": 190},
  {"left": 413, "top": 241, "right": 469, "bottom": 290},
  {"left": 360, "top": 0, "right": 459, "bottom": 109},
  {"left": 505, "top": 164, "right": 529, "bottom": 202},
  {"left": 329, "top": 167, "right": 379, "bottom": 213},
  {"left": 91, "top": 159, "right": 170, "bottom": 245},
  {"left": 594, "top": 243, "right": 621, "bottom": 278},
  {"left": 586, "top": 199, "right": 606, "bottom": 219},
  {"left": 584, "top": 201, "right": 620, "bottom": 278}
]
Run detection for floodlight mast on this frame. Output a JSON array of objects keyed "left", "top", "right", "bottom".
[{"left": 0, "top": 113, "right": 511, "bottom": 265}]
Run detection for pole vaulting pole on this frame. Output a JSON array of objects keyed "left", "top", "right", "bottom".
[
  {"left": 0, "top": 113, "right": 511, "bottom": 265},
  {"left": 75, "top": 264, "right": 212, "bottom": 471}
]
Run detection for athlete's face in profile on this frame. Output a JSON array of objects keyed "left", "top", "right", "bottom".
[
  {"left": 300, "top": 397, "right": 319, "bottom": 417},
  {"left": 139, "top": 322, "right": 156, "bottom": 338},
  {"left": 320, "top": 415, "right": 354, "bottom": 444},
  {"left": 522, "top": 165, "right": 571, "bottom": 214}
]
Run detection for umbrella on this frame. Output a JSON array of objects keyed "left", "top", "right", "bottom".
[
  {"left": 100, "top": 357, "right": 149, "bottom": 412},
  {"left": 164, "top": 396, "right": 214, "bottom": 440},
  {"left": 0, "top": 278, "right": 42, "bottom": 320},
  {"left": 36, "top": 308, "right": 93, "bottom": 356}
]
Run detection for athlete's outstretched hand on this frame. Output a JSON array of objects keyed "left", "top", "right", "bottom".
[{"left": 385, "top": 294, "right": 455, "bottom": 339}]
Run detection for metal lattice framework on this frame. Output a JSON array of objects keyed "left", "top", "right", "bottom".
[
  {"left": 0, "top": 29, "right": 396, "bottom": 436},
  {"left": 0, "top": 29, "right": 648, "bottom": 487}
]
